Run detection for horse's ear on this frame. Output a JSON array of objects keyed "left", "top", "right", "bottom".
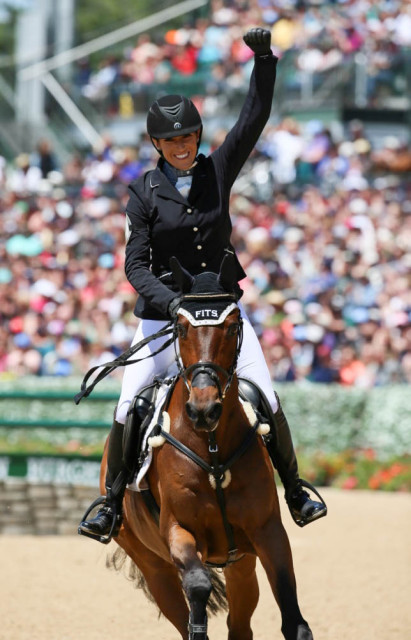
[
  {"left": 169, "top": 256, "right": 194, "bottom": 293},
  {"left": 218, "top": 253, "right": 237, "bottom": 292}
]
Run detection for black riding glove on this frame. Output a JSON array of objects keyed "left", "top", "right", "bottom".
[
  {"left": 168, "top": 296, "right": 182, "bottom": 320},
  {"left": 243, "top": 27, "right": 272, "bottom": 56}
]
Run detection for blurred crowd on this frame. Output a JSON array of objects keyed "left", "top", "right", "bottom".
[
  {"left": 75, "top": 0, "right": 411, "bottom": 114},
  {"left": 0, "top": 111, "right": 410, "bottom": 387}
]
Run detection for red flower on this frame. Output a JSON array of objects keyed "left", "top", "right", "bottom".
[
  {"left": 368, "top": 473, "right": 382, "bottom": 490},
  {"left": 342, "top": 476, "right": 358, "bottom": 490},
  {"left": 389, "top": 463, "right": 404, "bottom": 477}
]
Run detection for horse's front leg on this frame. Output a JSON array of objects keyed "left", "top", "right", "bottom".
[
  {"left": 252, "top": 515, "right": 313, "bottom": 640},
  {"left": 224, "top": 554, "right": 259, "bottom": 640},
  {"left": 168, "top": 523, "right": 211, "bottom": 640}
]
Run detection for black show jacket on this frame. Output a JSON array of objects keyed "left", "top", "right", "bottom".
[{"left": 125, "top": 53, "right": 277, "bottom": 319}]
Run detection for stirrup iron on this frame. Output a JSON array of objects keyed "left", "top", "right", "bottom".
[
  {"left": 77, "top": 495, "right": 121, "bottom": 544},
  {"left": 288, "top": 479, "right": 327, "bottom": 528}
]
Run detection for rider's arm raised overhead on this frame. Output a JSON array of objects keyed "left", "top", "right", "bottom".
[{"left": 211, "top": 28, "right": 278, "bottom": 188}]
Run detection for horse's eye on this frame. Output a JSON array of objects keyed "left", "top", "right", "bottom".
[
  {"left": 227, "top": 323, "right": 239, "bottom": 336},
  {"left": 177, "top": 323, "right": 187, "bottom": 338}
]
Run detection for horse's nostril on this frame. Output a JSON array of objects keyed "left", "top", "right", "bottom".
[
  {"left": 206, "top": 402, "right": 222, "bottom": 423},
  {"left": 185, "top": 401, "right": 199, "bottom": 422}
]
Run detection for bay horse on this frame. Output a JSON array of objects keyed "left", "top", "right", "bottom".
[{"left": 101, "top": 255, "right": 313, "bottom": 640}]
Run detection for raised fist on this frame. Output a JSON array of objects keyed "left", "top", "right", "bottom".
[{"left": 243, "top": 28, "right": 272, "bottom": 56}]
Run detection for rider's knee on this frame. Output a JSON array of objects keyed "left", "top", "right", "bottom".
[
  {"left": 115, "top": 402, "right": 129, "bottom": 425},
  {"left": 239, "top": 377, "right": 279, "bottom": 414}
]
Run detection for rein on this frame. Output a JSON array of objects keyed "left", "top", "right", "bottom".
[
  {"left": 74, "top": 322, "right": 174, "bottom": 404},
  {"left": 74, "top": 292, "right": 242, "bottom": 405}
]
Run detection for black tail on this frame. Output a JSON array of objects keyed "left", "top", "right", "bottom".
[
  {"left": 106, "top": 546, "right": 228, "bottom": 615},
  {"left": 106, "top": 546, "right": 157, "bottom": 604}
]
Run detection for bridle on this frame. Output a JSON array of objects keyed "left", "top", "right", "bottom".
[{"left": 173, "top": 293, "right": 244, "bottom": 402}]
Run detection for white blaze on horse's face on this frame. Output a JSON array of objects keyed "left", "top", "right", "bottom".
[{"left": 177, "top": 309, "right": 241, "bottom": 432}]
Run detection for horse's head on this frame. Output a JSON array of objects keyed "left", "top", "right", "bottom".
[{"left": 170, "top": 255, "right": 243, "bottom": 432}]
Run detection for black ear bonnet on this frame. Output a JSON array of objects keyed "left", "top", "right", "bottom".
[{"left": 170, "top": 256, "right": 241, "bottom": 327}]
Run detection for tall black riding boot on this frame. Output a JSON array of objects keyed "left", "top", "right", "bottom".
[
  {"left": 265, "top": 393, "right": 327, "bottom": 527},
  {"left": 78, "top": 418, "right": 128, "bottom": 542}
]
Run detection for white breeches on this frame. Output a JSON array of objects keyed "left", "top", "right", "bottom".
[{"left": 116, "top": 303, "right": 278, "bottom": 424}]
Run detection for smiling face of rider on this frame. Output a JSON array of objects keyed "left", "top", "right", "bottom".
[{"left": 153, "top": 130, "right": 200, "bottom": 171}]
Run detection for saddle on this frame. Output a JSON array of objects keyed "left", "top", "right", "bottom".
[{"left": 123, "top": 378, "right": 176, "bottom": 483}]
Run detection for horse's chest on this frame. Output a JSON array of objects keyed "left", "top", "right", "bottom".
[{"left": 169, "top": 479, "right": 262, "bottom": 531}]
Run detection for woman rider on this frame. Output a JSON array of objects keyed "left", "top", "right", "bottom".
[{"left": 79, "top": 28, "right": 327, "bottom": 540}]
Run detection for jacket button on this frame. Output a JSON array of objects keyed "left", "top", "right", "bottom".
[
  {"left": 193, "top": 227, "right": 198, "bottom": 232},
  {"left": 186, "top": 208, "right": 193, "bottom": 214},
  {"left": 201, "top": 262, "right": 207, "bottom": 268},
  {"left": 197, "top": 245, "right": 202, "bottom": 250}
]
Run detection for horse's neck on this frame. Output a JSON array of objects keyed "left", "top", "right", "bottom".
[{"left": 215, "top": 380, "right": 251, "bottom": 453}]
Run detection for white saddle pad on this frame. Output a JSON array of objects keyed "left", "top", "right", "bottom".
[{"left": 127, "top": 371, "right": 175, "bottom": 492}]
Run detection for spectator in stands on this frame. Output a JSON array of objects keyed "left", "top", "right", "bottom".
[
  {"left": 69, "top": 1, "right": 409, "bottom": 114},
  {"left": 6, "top": 153, "right": 43, "bottom": 195},
  {"left": 169, "top": 42, "right": 198, "bottom": 75},
  {"left": 122, "top": 35, "right": 169, "bottom": 86},
  {"left": 81, "top": 56, "right": 120, "bottom": 111},
  {"left": 34, "top": 139, "right": 58, "bottom": 178}
]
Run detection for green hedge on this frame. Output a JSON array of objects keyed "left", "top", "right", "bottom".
[
  {"left": 278, "top": 383, "right": 410, "bottom": 458},
  {"left": 0, "top": 377, "right": 409, "bottom": 459},
  {"left": 0, "top": 376, "right": 119, "bottom": 455}
]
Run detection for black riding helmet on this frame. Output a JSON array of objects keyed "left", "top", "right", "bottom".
[{"left": 147, "top": 94, "right": 203, "bottom": 153}]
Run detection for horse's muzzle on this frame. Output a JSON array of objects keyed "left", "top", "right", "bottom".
[{"left": 185, "top": 400, "right": 222, "bottom": 431}]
